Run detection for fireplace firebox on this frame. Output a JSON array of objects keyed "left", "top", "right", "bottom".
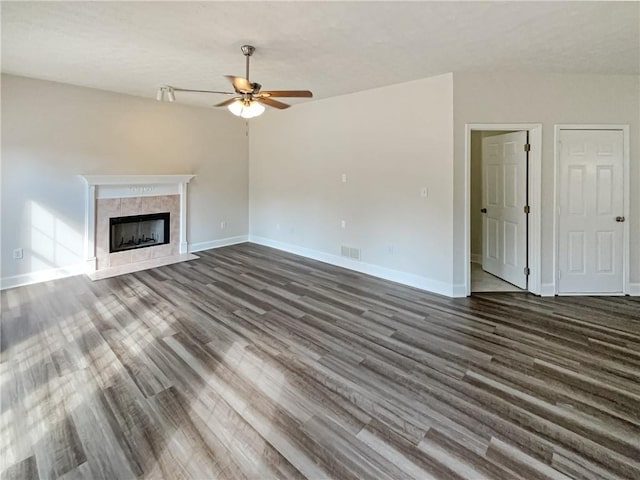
[{"left": 109, "top": 212, "right": 170, "bottom": 253}]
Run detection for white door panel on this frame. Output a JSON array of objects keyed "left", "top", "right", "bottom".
[
  {"left": 481, "top": 131, "right": 528, "bottom": 289},
  {"left": 567, "top": 231, "right": 585, "bottom": 274},
  {"left": 487, "top": 218, "right": 499, "bottom": 260},
  {"left": 558, "top": 130, "right": 624, "bottom": 293},
  {"left": 596, "top": 166, "right": 614, "bottom": 215},
  {"left": 504, "top": 221, "right": 519, "bottom": 266}
]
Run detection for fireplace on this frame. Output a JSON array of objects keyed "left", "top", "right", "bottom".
[
  {"left": 110, "top": 212, "right": 170, "bottom": 253},
  {"left": 81, "top": 174, "right": 196, "bottom": 279}
]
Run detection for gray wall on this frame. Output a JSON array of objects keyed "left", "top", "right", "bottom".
[
  {"left": 4, "top": 70, "right": 638, "bottom": 296},
  {"left": 1, "top": 74, "right": 249, "bottom": 282},
  {"left": 453, "top": 72, "right": 640, "bottom": 291},
  {"left": 249, "top": 74, "right": 455, "bottom": 294}
]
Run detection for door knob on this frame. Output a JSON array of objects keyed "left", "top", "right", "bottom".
[
  {"left": 481, "top": 208, "right": 487, "bottom": 213},
  {"left": 616, "top": 216, "right": 625, "bottom": 222}
]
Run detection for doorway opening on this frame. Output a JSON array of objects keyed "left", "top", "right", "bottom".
[
  {"left": 464, "top": 124, "right": 542, "bottom": 296},
  {"left": 471, "top": 130, "right": 525, "bottom": 293}
]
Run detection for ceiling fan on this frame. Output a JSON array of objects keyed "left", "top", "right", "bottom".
[{"left": 156, "top": 45, "right": 313, "bottom": 119}]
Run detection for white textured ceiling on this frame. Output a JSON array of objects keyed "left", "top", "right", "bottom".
[{"left": 2, "top": 1, "right": 638, "bottom": 107}]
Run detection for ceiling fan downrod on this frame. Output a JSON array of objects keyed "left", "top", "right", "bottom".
[{"left": 241, "top": 45, "right": 255, "bottom": 81}]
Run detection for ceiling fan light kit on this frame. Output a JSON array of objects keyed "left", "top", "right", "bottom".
[
  {"left": 156, "top": 45, "right": 312, "bottom": 119},
  {"left": 228, "top": 99, "right": 265, "bottom": 119}
]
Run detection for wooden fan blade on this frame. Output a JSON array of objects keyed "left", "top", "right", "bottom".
[
  {"left": 258, "top": 97, "right": 291, "bottom": 109},
  {"left": 214, "top": 98, "right": 238, "bottom": 107},
  {"left": 225, "top": 75, "right": 253, "bottom": 94},
  {"left": 260, "top": 90, "right": 313, "bottom": 98}
]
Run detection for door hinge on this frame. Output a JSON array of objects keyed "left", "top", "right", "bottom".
[
  {"left": 524, "top": 267, "right": 530, "bottom": 276},
  {"left": 524, "top": 205, "right": 530, "bottom": 214},
  {"left": 524, "top": 143, "right": 531, "bottom": 152}
]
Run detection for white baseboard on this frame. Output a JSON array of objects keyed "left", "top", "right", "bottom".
[
  {"left": 539, "top": 283, "right": 556, "bottom": 297},
  {"left": 189, "top": 235, "right": 248, "bottom": 253},
  {"left": 470, "top": 253, "right": 482, "bottom": 265},
  {"left": 451, "top": 283, "right": 468, "bottom": 298},
  {"left": 0, "top": 236, "right": 248, "bottom": 290},
  {"left": 1, "top": 263, "right": 85, "bottom": 291},
  {"left": 249, "top": 235, "right": 456, "bottom": 297},
  {"left": 628, "top": 283, "right": 640, "bottom": 296}
]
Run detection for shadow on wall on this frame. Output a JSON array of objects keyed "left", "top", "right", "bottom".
[{"left": 27, "top": 200, "right": 83, "bottom": 272}]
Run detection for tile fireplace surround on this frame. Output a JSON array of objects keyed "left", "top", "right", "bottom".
[{"left": 81, "top": 175, "right": 197, "bottom": 280}]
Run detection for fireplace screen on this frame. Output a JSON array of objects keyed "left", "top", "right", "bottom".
[{"left": 109, "top": 212, "right": 170, "bottom": 253}]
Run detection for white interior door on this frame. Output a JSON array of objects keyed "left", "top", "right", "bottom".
[
  {"left": 558, "top": 130, "right": 624, "bottom": 294},
  {"left": 482, "top": 131, "right": 528, "bottom": 289}
]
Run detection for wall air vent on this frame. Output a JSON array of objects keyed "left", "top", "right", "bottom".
[{"left": 341, "top": 245, "right": 361, "bottom": 261}]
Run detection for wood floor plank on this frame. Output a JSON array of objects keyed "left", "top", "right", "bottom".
[
  {"left": 2, "top": 243, "right": 639, "bottom": 479},
  {"left": 1, "top": 455, "right": 40, "bottom": 480}
]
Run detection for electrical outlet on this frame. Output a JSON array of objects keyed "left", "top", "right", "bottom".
[
  {"left": 341, "top": 220, "right": 347, "bottom": 229},
  {"left": 420, "top": 187, "right": 429, "bottom": 198},
  {"left": 13, "top": 248, "right": 24, "bottom": 260},
  {"left": 220, "top": 221, "right": 226, "bottom": 230},
  {"left": 341, "top": 173, "right": 348, "bottom": 183}
]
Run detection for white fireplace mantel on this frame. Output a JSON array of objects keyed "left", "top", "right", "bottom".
[
  {"left": 82, "top": 174, "right": 195, "bottom": 198},
  {"left": 82, "top": 174, "right": 195, "bottom": 186},
  {"left": 82, "top": 175, "right": 195, "bottom": 185},
  {"left": 80, "top": 174, "right": 195, "bottom": 275}
]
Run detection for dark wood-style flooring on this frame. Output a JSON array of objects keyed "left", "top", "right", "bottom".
[{"left": 1, "top": 243, "right": 639, "bottom": 479}]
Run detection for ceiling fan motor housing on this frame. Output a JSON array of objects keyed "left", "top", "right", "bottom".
[{"left": 241, "top": 45, "right": 255, "bottom": 56}]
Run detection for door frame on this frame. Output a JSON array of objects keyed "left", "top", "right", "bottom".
[
  {"left": 464, "top": 123, "right": 542, "bottom": 296},
  {"left": 553, "top": 124, "right": 630, "bottom": 295}
]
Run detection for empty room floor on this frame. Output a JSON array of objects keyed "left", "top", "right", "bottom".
[{"left": 1, "top": 243, "right": 639, "bottom": 479}]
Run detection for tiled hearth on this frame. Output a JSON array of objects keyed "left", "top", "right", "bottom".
[{"left": 81, "top": 175, "right": 197, "bottom": 280}]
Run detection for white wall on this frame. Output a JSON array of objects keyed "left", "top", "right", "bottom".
[
  {"left": 1, "top": 74, "right": 248, "bottom": 285},
  {"left": 5, "top": 71, "right": 636, "bottom": 296},
  {"left": 249, "top": 74, "right": 455, "bottom": 295},
  {"left": 453, "top": 72, "right": 640, "bottom": 291}
]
